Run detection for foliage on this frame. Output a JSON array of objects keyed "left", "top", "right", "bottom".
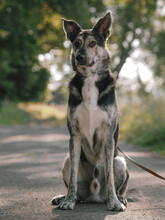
[
  {"left": 18, "top": 102, "right": 66, "bottom": 125},
  {"left": 0, "top": 102, "right": 31, "bottom": 125},
  {"left": 0, "top": 102, "right": 67, "bottom": 125},
  {"left": 0, "top": 0, "right": 50, "bottom": 102},
  {"left": 119, "top": 98, "right": 165, "bottom": 155},
  {"left": 0, "top": 0, "right": 105, "bottom": 103},
  {"left": 107, "top": 0, "right": 165, "bottom": 80},
  {"left": 0, "top": 0, "right": 165, "bottom": 103},
  {"left": 49, "top": 86, "right": 68, "bottom": 104}
]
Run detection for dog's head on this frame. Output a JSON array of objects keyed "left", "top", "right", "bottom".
[{"left": 62, "top": 13, "right": 112, "bottom": 75}]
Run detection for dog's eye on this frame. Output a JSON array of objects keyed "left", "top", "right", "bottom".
[
  {"left": 74, "top": 40, "right": 81, "bottom": 48},
  {"left": 89, "top": 41, "right": 96, "bottom": 48}
]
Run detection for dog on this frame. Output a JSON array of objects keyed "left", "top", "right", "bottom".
[{"left": 51, "top": 12, "right": 129, "bottom": 211}]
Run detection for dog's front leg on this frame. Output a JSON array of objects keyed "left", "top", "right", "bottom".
[
  {"left": 58, "top": 135, "right": 81, "bottom": 210},
  {"left": 104, "top": 135, "right": 126, "bottom": 211}
]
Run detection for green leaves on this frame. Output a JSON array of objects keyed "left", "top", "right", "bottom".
[
  {"left": 0, "top": 0, "right": 49, "bottom": 102},
  {"left": 0, "top": 0, "right": 106, "bottom": 102}
]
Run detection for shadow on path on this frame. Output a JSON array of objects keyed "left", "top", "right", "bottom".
[{"left": 0, "top": 126, "right": 164, "bottom": 220}]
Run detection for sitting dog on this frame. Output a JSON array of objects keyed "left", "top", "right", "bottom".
[{"left": 52, "top": 12, "right": 129, "bottom": 211}]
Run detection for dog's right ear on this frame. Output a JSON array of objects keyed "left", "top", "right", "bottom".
[{"left": 62, "top": 19, "right": 82, "bottom": 43}]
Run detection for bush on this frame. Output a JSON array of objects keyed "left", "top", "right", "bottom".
[
  {"left": 119, "top": 98, "right": 165, "bottom": 155},
  {"left": 0, "top": 102, "right": 31, "bottom": 125}
]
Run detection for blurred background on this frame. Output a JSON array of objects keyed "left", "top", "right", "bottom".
[{"left": 0, "top": 0, "right": 165, "bottom": 154}]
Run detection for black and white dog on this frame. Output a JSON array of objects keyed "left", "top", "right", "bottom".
[{"left": 52, "top": 12, "right": 129, "bottom": 211}]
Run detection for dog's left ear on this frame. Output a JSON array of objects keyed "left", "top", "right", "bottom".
[
  {"left": 92, "top": 12, "right": 112, "bottom": 40},
  {"left": 62, "top": 18, "right": 82, "bottom": 43}
]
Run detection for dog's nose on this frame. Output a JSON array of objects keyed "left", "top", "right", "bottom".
[{"left": 76, "top": 54, "right": 85, "bottom": 62}]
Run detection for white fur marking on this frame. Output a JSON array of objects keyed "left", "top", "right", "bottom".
[{"left": 74, "top": 74, "right": 108, "bottom": 151}]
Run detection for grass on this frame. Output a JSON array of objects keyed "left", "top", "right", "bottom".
[
  {"left": 0, "top": 102, "right": 31, "bottom": 125},
  {"left": 119, "top": 97, "right": 165, "bottom": 155},
  {"left": 0, "top": 102, "right": 67, "bottom": 126}
]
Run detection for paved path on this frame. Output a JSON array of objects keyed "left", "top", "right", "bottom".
[{"left": 0, "top": 125, "right": 164, "bottom": 220}]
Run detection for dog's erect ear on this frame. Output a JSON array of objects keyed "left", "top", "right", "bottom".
[
  {"left": 92, "top": 12, "right": 112, "bottom": 40},
  {"left": 62, "top": 18, "right": 82, "bottom": 43}
]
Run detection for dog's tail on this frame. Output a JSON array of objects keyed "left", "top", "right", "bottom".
[{"left": 90, "top": 167, "right": 101, "bottom": 195}]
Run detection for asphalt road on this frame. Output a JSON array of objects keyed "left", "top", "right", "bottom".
[{"left": 0, "top": 125, "right": 164, "bottom": 220}]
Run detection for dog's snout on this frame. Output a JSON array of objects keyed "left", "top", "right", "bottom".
[{"left": 76, "top": 54, "right": 85, "bottom": 62}]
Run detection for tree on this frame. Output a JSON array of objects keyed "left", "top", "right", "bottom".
[
  {"left": 0, "top": 0, "right": 50, "bottom": 102},
  {"left": 106, "top": 0, "right": 165, "bottom": 85},
  {"left": 0, "top": 0, "right": 106, "bottom": 102}
]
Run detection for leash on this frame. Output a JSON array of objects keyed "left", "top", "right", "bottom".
[{"left": 117, "top": 146, "right": 165, "bottom": 180}]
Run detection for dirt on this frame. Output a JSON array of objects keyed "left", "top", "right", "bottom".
[{"left": 0, "top": 125, "right": 164, "bottom": 220}]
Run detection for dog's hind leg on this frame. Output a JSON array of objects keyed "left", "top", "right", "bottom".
[
  {"left": 114, "top": 156, "right": 129, "bottom": 206},
  {"left": 51, "top": 156, "right": 70, "bottom": 206},
  {"left": 52, "top": 154, "right": 93, "bottom": 205},
  {"left": 51, "top": 195, "right": 66, "bottom": 206},
  {"left": 117, "top": 170, "right": 129, "bottom": 206}
]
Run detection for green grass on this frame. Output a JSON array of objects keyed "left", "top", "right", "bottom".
[
  {"left": 0, "top": 102, "right": 67, "bottom": 126},
  {"left": 119, "top": 98, "right": 165, "bottom": 155},
  {"left": 0, "top": 102, "right": 31, "bottom": 125}
]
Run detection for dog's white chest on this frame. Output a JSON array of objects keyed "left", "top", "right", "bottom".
[
  {"left": 81, "top": 76, "right": 98, "bottom": 106},
  {"left": 74, "top": 75, "right": 108, "bottom": 149}
]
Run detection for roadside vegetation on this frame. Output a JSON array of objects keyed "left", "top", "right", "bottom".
[
  {"left": 119, "top": 98, "right": 165, "bottom": 155},
  {"left": 0, "top": 103, "right": 31, "bottom": 125},
  {"left": 0, "top": 102, "right": 67, "bottom": 126}
]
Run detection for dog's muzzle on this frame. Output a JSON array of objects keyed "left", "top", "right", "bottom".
[
  {"left": 76, "top": 54, "right": 86, "bottom": 65},
  {"left": 76, "top": 54, "right": 95, "bottom": 67}
]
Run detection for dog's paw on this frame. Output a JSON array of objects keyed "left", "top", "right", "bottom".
[
  {"left": 107, "top": 200, "right": 126, "bottom": 211},
  {"left": 58, "top": 196, "right": 76, "bottom": 210},
  {"left": 51, "top": 195, "right": 65, "bottom": 205},
  {"left": 118, "top": 196, "right": 127, "bottom": 207}
]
